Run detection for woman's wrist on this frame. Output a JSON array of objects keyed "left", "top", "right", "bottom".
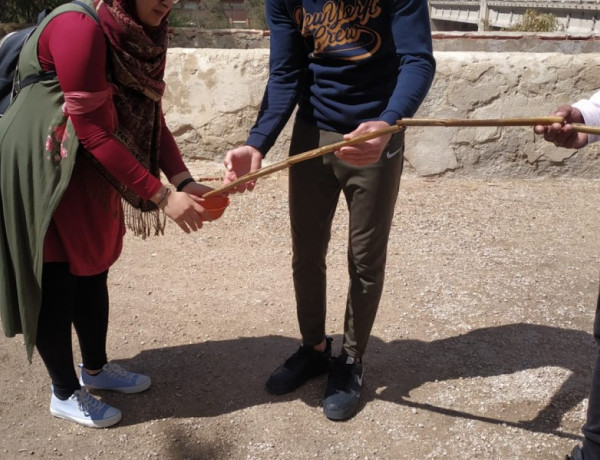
[
  {"left": 176, "top": 177, "right": 196, "bottom": 192},
  {"left": 170, "top": 171, "right": 194, "bottom": 190},
  {"left": 151, "top": 186, "right": 171, "bottom": 209}
]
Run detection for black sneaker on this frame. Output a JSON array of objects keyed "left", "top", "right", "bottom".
[
  {"left": 265, "top": 337, "right": 332, "bottom": 395},
  {"left": 323, "top": 354, "right": 363, "bottom": 420}
]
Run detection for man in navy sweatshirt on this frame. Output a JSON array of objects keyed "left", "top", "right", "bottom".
[{"left": 223, "top": 0, "right": 435, "bottom": 420}]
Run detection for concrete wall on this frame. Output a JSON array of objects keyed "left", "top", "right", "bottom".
[
  {"left": 431, "top": 32, "right": 600, "bottom": 54},
  {"left": 429, "top": 0, "right": 600, "bottom": 33},
  {"left": 169, "top": 28, "right": 600, "bottom": 54},
  {"left": 163, "top": 47, "right": 600, "bottom": 178}
]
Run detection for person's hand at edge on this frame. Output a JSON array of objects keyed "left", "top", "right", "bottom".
[
  {"left": 223, "top": 145, "right": 263, "bottom": 193},
  {"left": 534, "top": 105, "right": 588, "bottom": 149},
  {"left": 335, "top": 120, "right": 393, "bottom": 166}
]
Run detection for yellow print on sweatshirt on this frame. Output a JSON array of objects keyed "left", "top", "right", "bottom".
[{"left": 294, "top": 0, "right": 383, "bottom": 60}]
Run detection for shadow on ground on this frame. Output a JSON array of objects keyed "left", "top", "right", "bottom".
[{"left": 105, "top": 322, "right": 595, "bottom": 441}]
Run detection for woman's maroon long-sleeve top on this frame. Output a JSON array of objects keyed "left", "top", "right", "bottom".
[{"left": 39, "top": 12, "right": 186, "bottom": 275}]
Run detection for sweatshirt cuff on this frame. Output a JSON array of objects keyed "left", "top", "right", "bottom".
[
  {"left": 573, "top": 98, "right": 600, "bottom": 144},
  {"left": 246, "top": 132, "right": 270, "bottom": 156},
  {"left": 380, "top": 111, "right": 401, "bottom": 127}
]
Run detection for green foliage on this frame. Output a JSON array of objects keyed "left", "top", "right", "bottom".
[
  {"left": 168, "top": 11, "right": 198, "bottom": 28},
  {"left": 0, "top": 0, "right": 68, "bottom": 23},
  {"left": 169, "top": 0, "right": 235, "bottom": 29},
  {"left": 507, "top": 9, "right": 559, "bottom": 32},
  {"left": 247, "top": 0, "right": 267, "bottom": 30},
  {"left": 200, "top": 0, "right": 231, "bottom": 28},
  {"left": 170, "top": 0, "right": 267, "bottom": 30},
  {"left": 0, "top": 0, "right": 268, "bottom": 31}
]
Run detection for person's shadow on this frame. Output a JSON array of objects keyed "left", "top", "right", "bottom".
[{"left": 105, "top": 323, "right": 594, "bottom": 441}]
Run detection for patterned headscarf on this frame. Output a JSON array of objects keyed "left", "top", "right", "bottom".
[
  {"left": 95, "top": 0, "right": 168, "bottom": 100},
  {"left": 91, "top": 0, "right": 170, "bottom": 236}
]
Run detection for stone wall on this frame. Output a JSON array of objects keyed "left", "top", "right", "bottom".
[
  {"left": 169, "top": 28, "right": 270, "bottom": 49},
  {"left": 3, "top": 25, "right": 599, "bottom": 176},
  {"left": 163, "top": 47, "right": 600, "bottom": 178},
  {"left": 169, "top": 29, "right": 600, "bottom": 54}
]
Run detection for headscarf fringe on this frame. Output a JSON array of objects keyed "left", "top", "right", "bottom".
[{"left": 123, "top": 199, "right": 166, "bottom": 239}]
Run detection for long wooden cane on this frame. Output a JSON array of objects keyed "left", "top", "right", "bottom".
[
  {"left": 202, "top": 116, "right": 596, "bottom": 198},
  {"left": 396, "top": 116, "right": 562, "bottom": 128},
  {"left": 571, "top": 123, "right": 600, "bottom": 135},
  {"left": 202, "top": 123, "right": 404, "bottom": 197},
  {"left": 397, "top": 116, "right": 600, "bottom": 134}
]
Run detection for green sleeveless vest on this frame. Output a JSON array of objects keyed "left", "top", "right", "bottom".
[{"left": 0, "top": 0, "right": 98, "bottom": 361}]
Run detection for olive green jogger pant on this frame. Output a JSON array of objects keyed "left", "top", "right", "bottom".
[{"left": 288, "top": 116, "right": 405, "bottom": 359}]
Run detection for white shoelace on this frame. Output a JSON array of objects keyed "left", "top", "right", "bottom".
[{"left": 75, "top": 389, "right": 105, "bottom": 415}]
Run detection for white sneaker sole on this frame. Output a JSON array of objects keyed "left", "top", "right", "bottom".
[
  {"left": 50, "top": 407, "right": 122, "bottom": 428},
  {"left": 79, "top": 377, "right": 151, "bottom": 394}
]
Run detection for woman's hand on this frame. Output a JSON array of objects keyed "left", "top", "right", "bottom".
[
  {"left": 154, "top": 187, "right": 212, "bottom": 233},
  {"left": 178, "top": 181, "right": 230, "bottom": 221},
  {"left": 180, "top": 181, "right": 215, "bottom": 198}
]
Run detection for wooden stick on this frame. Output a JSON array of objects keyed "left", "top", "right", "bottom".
[
  {"left": 202, "top": 115, "right": 597, "bottom": 198},
  {"left": 395, "top": 116, "right": 565, "bottom": 128},
  {"left": 395, "top": 116, "right": 600, "bottom": 134},
  {"left": 202, "top": 124, "right": 404, "bottom": 197},
  {"left": 571, "top": 123, "right": 600, "bottom": 135}
]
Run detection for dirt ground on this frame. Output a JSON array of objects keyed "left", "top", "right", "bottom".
[{"left": 2, "top": 160, "right": 600, "bottom": 459}]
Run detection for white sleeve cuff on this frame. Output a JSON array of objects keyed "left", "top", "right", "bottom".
[{"left": 573, "top": 92, "right": 600, "bottom": 144}]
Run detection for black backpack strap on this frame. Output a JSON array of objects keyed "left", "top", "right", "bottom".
[{"left": 16, "top": 70, "right": 57, "bottom": 91}]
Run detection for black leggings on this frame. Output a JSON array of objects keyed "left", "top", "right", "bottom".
[{"left": 36, "top": 263, "right": 109, "bottom": 399}]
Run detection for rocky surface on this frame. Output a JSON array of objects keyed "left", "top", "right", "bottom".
[{"left": 1, "top": 161, "right": 599, "bottom": 459}]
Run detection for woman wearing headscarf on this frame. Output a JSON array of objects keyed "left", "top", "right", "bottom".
[{"left": 0, "top": 0, "right": 223, "bottom": 428}]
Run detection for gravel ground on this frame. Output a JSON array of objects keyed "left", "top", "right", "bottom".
[{"left": 1, "top": 160, "right": 600, "bottom": 459}]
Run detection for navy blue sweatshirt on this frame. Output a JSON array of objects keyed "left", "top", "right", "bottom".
[{"left": 246, "top": 0, "right": 436, "bottom": 155}]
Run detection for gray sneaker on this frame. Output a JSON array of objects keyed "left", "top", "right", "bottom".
[
  {"left": 79, "top": 362, "right": 151, "bottom": 393},
  {"left": 50, "top": 388, "right": 121, "bottom": 428}
]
